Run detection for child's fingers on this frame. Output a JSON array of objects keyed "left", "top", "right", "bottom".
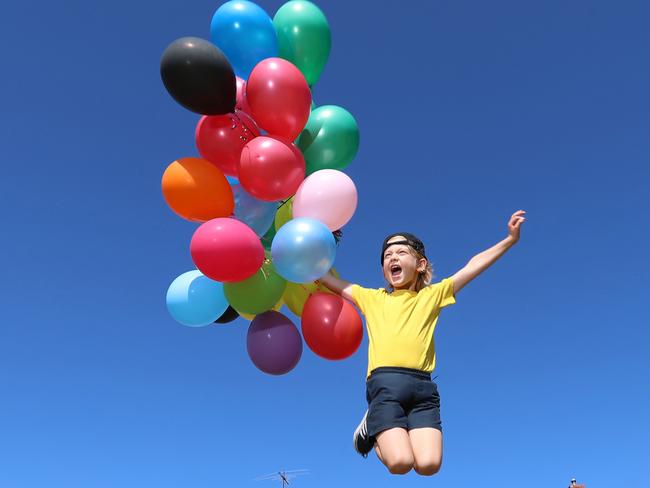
[
  {"left": 509, "top": 211, "right": 524, "bottom": 220},
  {"left": 510, "top": 217, "right": 525, "bottom": 230}
]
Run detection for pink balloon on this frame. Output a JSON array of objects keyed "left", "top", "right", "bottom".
[
  {"left": 239, "top": 136, "right": 306, "bottom": 202},
  {"left": 246, "top": 58, "right": 311, "bottom": 140},
  {"left": 190, "top": 217, "right": 264, "bottom": 282},
  {"left": 235, "top": 76, "right": 252, "bottom": 114},
  {"left": 195, "top": 111, "right": 260, "bottom": 176},
  {"left": 292, "top": 169, "right": 358, "bottom": 231}
]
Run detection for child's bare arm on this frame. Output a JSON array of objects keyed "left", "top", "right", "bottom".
[
  {"left": 317, "top": 270, "right": 357, "bottom": 304},
  {"left": 450, "top": 210, "right": 526, "bottom": 294}
]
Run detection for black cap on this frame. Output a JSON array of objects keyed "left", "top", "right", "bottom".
[{"left": 381, "top": 232, "right": 426, "bottom": 264}]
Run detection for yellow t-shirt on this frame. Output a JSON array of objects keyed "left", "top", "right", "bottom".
[{"left": 350, "top": 278, "right": 456, "bottom": 378}]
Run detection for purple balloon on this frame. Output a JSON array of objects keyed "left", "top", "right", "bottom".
[{"left": 247, "top": 311, "right": 302, "bottom": 375}]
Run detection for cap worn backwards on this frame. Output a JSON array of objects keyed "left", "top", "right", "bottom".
[{"left": 381, "top": 232, "right": 426, "bottom": 264}]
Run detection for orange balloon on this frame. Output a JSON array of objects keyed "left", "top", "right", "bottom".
[{"left": 162, "top": 157, "right": 234, "bottom": 222}]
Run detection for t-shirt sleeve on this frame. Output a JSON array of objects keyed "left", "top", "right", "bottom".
[
  {"left": 350, "top": 284, "right": 376, "bottom": 315},
  {"left": 428, "top": 277, "right": 456, "bottom": 310}
]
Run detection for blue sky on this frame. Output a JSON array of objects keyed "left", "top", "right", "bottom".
[{"left": 1, "top": 0, "right": 649, "bottom": 487}]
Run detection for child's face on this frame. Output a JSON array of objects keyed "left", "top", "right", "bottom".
[{"left": 382, "top": 237, "right": 427, "bottom": 290}]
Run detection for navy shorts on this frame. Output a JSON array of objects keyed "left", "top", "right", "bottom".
[{"left": 365, "top": 367, "right": 442, "bottom": 438}]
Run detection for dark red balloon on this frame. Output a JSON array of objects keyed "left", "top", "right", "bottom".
[
  {"left": 195, "top": 110, "right": 260, "bottom": 176},
  {"left": 301, "top": 293, "right": 363, "bottom": 360},
  {"left": 246, "top": 58, "right": 311, "bottom": 140},
  {"left": 238, "top": 135, "right": 305, "bottom": 201}
]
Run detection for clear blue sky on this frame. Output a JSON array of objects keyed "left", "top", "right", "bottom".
[{"left": 2, "top": 0, "right": 649, "bottom": 487}]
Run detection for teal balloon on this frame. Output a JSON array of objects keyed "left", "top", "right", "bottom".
[
  {"left": 166, "top": 270, "right": 229, "bottom": 327},
  {"left": 261, "top": 219, "right": 277, "bottom": 251},
  {"left": 273, "top": 1, "right": 331, "bottom": 86},
  {"left": 296, "top": 105, "right": 360, "bottom": 175}
]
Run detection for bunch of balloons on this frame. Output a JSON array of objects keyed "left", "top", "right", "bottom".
[{"left": 161, "top": 0, "right": 363, "bottom": 375}]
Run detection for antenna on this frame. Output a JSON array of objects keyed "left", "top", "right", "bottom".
[{"left": 255, "top": 469, "right": 310, "bottom": 488}]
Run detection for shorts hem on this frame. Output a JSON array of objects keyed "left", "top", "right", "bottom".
[
  {"left": 408, "top": 424, "right": 443, "bottom": 433},
  {"left": 368, "top": 421, "right": 408, "bottom": 438}
]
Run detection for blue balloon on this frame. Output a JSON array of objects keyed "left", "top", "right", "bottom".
[
  {"left": 166, "top": 270, "right": 229, "bottom": 327},
  {"left": 226, "top": 175, "right": 239, "bottom": 186},
  {"left": 232, "top": 184, "right": 277, "bottom": 236},
  {"left": 271, "top": 218, "right": 336, "bottom": 283},
  {"left": 210, "top": 1, "right": 278, "bottom": 79}
]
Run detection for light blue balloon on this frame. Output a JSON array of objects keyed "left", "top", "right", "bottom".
[
  {"left": 166, "top": 270, "right": 229, "bottom": 327},
  {"left": 232, "top": 184, "right": 277, "bottom": 236},
  {"left": 271, "top": 217, "right": 336, "bottom": 283},
  {"left": 226, "top": 175, "right": 239, "bottom": 186},
  {"left": 210, "top": 1, "right": 278, "bottom": 79}
]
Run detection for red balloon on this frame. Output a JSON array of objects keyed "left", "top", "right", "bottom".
[
  {"left": 195, "top": 111, "right": 260, "bottom": 176},
  {"left": 235, "top": 76, "right": 252, "bottom": 114},
  {"left": 239, "top": 135, "right": 305, "bottom": 201},
  {"left": 190, "top": 217, "right": 264, "bottom": 282},
  {"left": 301, "top": 293, "right": 363, "bottom": 360},
  {"left": 246, "top": 58, "right": 311, "bottom": 140}
]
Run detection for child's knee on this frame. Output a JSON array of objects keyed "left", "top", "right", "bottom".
[
  {"left": 385, "top": 455, "right": 414, "bottom": 475},
  {"left": 414, "top": 460, "right": 442, "bottom": 476}
]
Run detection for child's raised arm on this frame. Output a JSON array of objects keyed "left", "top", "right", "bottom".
[
  {"left": 317, "top": 270, "right": 357, "bottom": 305},
  {"left": 450, "top": 210, "right": 526, "bottom": 295}
]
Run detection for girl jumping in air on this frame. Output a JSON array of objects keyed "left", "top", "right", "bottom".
[{"left": 318, "top": 210, "right": 526, "bottom": 476}]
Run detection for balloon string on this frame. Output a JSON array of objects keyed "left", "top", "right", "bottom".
[{"left": 231, "top": 111, "right": 253, "bottom": 143}]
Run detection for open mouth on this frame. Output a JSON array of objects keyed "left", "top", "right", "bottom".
[{"left": 390, "top": 264, "right": 402, "bottom": 278}]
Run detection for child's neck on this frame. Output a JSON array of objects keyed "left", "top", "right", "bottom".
[{"left": 393, "top": 280, "right": 417, "bottom": 292}]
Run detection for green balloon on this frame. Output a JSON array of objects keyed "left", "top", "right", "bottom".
[
  {"left": 296, "top": 105, "right": 360, "bottom": 174},
  {"left": 273, "top": 1, "right": 331, "bottom": 87},
  {"left": 224, "top": 259, "right": 287, "bottom": 314}
]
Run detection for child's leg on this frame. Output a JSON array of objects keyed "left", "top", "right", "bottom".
[
  {"left": 408, "top": 427, "right": 442, "bottom": 476},
  {"left": 374, "top": 427, "right": 414, "bottom": 475}
]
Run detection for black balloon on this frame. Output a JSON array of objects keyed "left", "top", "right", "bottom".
[
  {"left": 161, "top": 37, "right": 236, "bottom": 115},
  {"left": 215, "top": 306, "right": 239, "bottom": 324}
]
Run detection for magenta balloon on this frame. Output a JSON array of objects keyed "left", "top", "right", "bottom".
[
  {"left": 247, "top": 311, "right": 303, "bottom": 375},
  {"left": 235, "top": 76, "right": 252, "bottom": 114},
  {"left": 292, "top": 169, "right": 358, "bottom": 231},
  {"left": 190, "top": 217, "right": 264, "bottom": 282},
  {"left": 239, "top": 135, "right": 305, "bottom": 201},
  {"left": 246, "top": 58, "right": 311, "bottom": 140}
]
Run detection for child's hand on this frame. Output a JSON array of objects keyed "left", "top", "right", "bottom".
[{"left": 508, "top": 210, "right": 526, "bottom": 242}]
